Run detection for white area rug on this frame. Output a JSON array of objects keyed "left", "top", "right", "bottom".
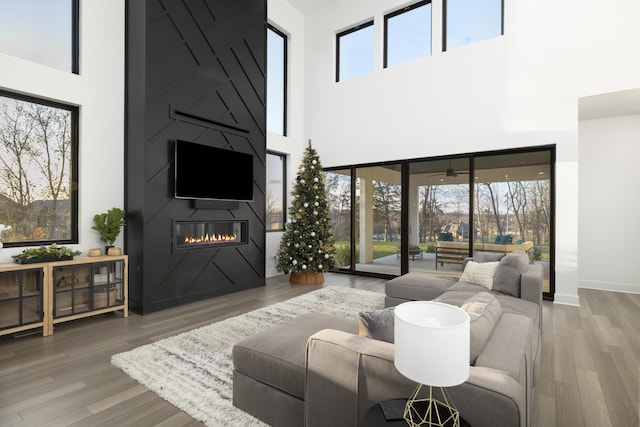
[{"left": 111, "top": 286, "right": 384, "bottom": 426}]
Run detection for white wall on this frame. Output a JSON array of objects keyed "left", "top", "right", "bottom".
[
  {"left": 297, "top": 0, "right": 640, "bottom": 304},
  {"left": 0, "top": 2, "right": 125, "bottom": 263},
  {"left": 266, "top": 1, "right": 306, "bottom": 276},
  {"left": 578, "top": 114, "right": 640, "bottom": 293}
]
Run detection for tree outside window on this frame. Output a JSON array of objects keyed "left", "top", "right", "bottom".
[{"left": 0, "top": 91, "right": 78, "bottom": 246}]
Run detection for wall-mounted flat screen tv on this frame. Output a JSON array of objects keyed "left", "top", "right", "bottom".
[{"left": 174, "top": 140, "right": 254, "bottom": 202}]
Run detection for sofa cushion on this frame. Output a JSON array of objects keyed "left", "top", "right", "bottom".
[
  {"left": 494, "top": 251, "right": 529, "bottom": 297},
  {"left": 385, "top": 273, "right": 457, "bottom": 302},
  {"left": 460, "top": 293, "right": 502, "bottom": 364},
  {"left": 473, "top": 251, "right": 506, "bottom": 263},
  {"left": 358, "top": 307, "right": 395, "bottom": 343},
  {"left": 232, "top": 312, "right": 357, "bottom": 399},
  {"left": 460, "top": 261, "right": 500, "bottom": 290}
]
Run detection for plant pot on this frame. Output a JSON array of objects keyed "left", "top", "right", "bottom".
[
  {"left": 289, "top": 272, "right": 324, "bottom": 285},
  {"left": 107, "top": 247, "right": 122, "bottom": 256}
]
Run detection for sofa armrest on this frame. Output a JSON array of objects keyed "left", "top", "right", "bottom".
[
  {"left": 520, "top": 263, "right": 543, "bottom": 307},
  {"left": 305, "top": 329, "right": 526, "bottom": 427}
]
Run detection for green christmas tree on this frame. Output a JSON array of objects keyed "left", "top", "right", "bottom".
[{"left": 277, "top": 141, "right": 336, "bottom": 278}]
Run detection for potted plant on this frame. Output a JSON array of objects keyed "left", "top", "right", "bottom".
[
  {"left": 12, "top": 243, "right": 81, "bottom": 264},
  {"left": 91, "top": 207, "right": 126, "bottom": 254}
]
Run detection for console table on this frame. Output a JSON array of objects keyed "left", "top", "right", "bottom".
[{"left": 0, "top": 255, "right": 128, "bottom": 337}]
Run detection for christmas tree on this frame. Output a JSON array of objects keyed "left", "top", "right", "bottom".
[{"left": 277, "top": 141, "right": 336, "bottom": 283}]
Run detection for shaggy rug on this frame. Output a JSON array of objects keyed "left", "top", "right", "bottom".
[{"left": 111, "top": 286, "right": 384, "bottom": 426}]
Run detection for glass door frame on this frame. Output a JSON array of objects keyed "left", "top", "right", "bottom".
[{"left": 325, "top": 145, "right": 555, "bottom": 300}]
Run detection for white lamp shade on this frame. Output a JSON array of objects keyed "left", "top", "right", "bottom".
[{"left": 394, "top": 301, "right": 470, "bottom": 387}]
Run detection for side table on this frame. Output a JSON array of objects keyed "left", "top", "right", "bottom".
[{"left": 362, "top": 399, "right": 471, "bottom": 427}]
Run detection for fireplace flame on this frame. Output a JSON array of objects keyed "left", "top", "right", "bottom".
[{"left": 184, "top": 232, "right": 237, "bottom": 244}]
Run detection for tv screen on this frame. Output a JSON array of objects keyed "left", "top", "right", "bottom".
[{"left": 175, "top": 140, "right": 254, "bottom": 201}]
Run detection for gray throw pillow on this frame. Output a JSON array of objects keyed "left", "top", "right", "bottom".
[
  {"left": 493, "top": 250, "right": 529, "bottom": 297},
  {"left": 461, "top": 292, "right": 502, "bottom": 364},
  {"left": 474, "top": 251, "right": 506, "bottom": 263},
  {"left": 358, "top": 307, "right": 395, "bottom": 343}
]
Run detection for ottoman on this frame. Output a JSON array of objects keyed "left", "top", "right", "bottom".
[
  {"left": 384, "top": 272, "right": 458, "bottom": 307},
  {"left": 232, "top": 312, "right": 358, "bottom": 427}
]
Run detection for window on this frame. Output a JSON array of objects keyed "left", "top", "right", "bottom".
[
  {"left": 267, "top": 25, "right": 287, "bottom": 136},
  {"left": 324, "top": 147, "right": 554, "bottom": 298},
  {"left": 444, "top": 0, "right": 503, "bottom": 51},
  {"left": 0, "top": 0, "right": 79, "bottom": 73},
  {"left": 336, "top": 21, "right": 374, "bottom": 82},
  {"left": 0, "top": 90, "right": 78, "bottom": 246},
  {"left": 266, "top": 152, "right": 286, "bottom": 231},
  {"left": 384, "top": 1, "right": 432, "bottom": 68}
]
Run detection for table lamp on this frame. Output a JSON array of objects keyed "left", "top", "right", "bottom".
[{"left": 394, "top": 301, "right": 470, "bottom": 427}]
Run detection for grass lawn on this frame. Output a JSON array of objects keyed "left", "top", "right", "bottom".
[{"left": 335, "top": 241, "right": 549, "bottom": 261}]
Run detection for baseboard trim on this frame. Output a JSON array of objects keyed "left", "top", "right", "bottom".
[
  {"left": 553, "top": 293, "right": 580, "bottom": 306},
  {"left": 578, "top": 279, "right": 640, "bottom": 295}
]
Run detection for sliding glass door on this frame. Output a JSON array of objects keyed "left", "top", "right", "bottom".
[
  {"left": 473, "top": 151, "right": 552, "bottom": 293},
  {"left": 408, "top": 158, "right": 470, "bottom": 274},
  {"left": 324, "top": 146, "right": 554, "bottom": 298}
]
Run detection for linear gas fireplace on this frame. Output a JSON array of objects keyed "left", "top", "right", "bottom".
[{"left": 173, "top": 220, "right": 248, "bottom": 252}]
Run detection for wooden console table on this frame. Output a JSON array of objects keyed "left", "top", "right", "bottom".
[{"left": 0, "top": 255, "right": 128, "bottom": 337}]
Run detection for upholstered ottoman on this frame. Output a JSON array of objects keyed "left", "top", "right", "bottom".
[
  {"left": 384, "top": 272, "right": 458, "bottom": 307},
  {"left": 232, "top": 312, "right": 358, "bottom": 427}
]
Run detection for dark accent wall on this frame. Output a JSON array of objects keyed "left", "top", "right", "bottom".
[{"left": 125, "top": 0, "right": 267, "bottom": 314}]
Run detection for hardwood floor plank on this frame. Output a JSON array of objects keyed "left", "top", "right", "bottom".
[
  {"left": 554, "top": 380, "right": 586, "bottom": 427},
  {"left": 0, "top": 381, "right": 87, "bottom": 414},
  {"left": 576, "top": 368, "right": 613, "bottom": 427},
  {"left": 590, "top": 349, "right": 639, "bottom": 426}
]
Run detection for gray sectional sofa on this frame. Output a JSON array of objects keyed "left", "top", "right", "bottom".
[{"left": 232, "top": 250, "right": 542, "bottom": 427}]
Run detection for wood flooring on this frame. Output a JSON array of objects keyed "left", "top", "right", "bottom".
[{"left": 0, "top": 274, "right": 638, "bottom": 426}]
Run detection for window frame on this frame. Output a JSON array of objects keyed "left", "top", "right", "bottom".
[
  {"left": 266, "top": 151, "right": 287, "bottom": 232},
  {"left": 442, "top": 0, "right": 504, "bottom": 52},
  {"left": 267, "top": 24, "right": 287, "bottom": 136},
  {"left": 383, "top": 0, "right": 432, "bottom": 69},
  {"left": 0, "top": 89, "right": 79, "bottom": 248},
  {"left": 0, "top": 0, "right": 79, "bottom": 74},
  {"left": 336, "top": 20, "right": 375, "bottom": 82}
]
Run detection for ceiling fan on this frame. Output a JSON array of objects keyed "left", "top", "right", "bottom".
[{"left": 428, "top": 161, "right": 470, "bottom": 178}]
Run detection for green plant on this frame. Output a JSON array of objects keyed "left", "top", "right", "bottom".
[
  {"left": 12, "top": 243, "right": 81, "bottom": 261},
  {"left": 91, "top": 207, "right": 126, "bottom": 246}
]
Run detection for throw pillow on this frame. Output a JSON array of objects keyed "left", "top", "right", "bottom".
[
  {"left": 461, "top": 292, "right": 502, "bottom": 364},
  {"left": 473, "top": 251, "right": 506, "bottom": 263},
  {"left": 493, "top": 250, "right": 529, "bottom": 298},
  {"left": 358, "top": 307, "right": 395, "bottom": 343},
  {"left": 459, "top": 261, "right": 500, "bottom": 290}
]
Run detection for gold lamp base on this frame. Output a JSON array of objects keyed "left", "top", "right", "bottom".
[{"left": 404, "top": 384, "right": 460, "bottom": 427}]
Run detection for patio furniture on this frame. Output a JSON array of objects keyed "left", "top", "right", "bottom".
[
  {"left": 396, "top": 245, "right": 424, "bottom": 260},
  {"left": 436, "top": 241, "right": 535, "bottom": 269}
]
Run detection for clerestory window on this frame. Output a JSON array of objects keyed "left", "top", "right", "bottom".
[
  {"left": 336, "top": 21, "right": 374, "bottom": 82},
  {"left": 384, "top": 1, "right": 432, "bottom": 68},
  {"left": 444, "top": 0, "right": 503, "bottom": 51}
]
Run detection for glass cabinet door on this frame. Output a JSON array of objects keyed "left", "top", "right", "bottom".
[
  {"left": 0, "top": 269, "right": 43, "bottom": 329},
  {"left": 53, "top": 264, "right": 91, "bottom": 317},
  {"left": 91, "top": 261, "right": 124, "bottom": 309}
]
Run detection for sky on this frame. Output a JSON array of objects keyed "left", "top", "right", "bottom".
[{"left": 0, "top": 0, "right": 72, "bottom": 72}]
